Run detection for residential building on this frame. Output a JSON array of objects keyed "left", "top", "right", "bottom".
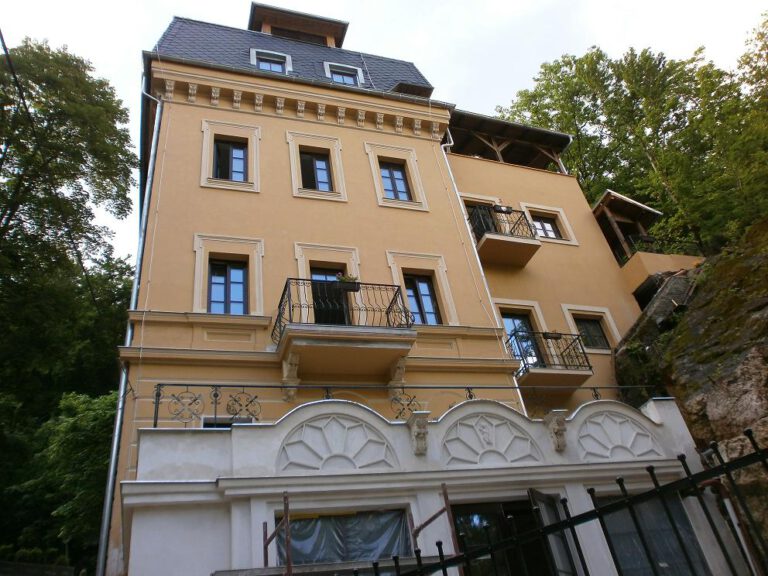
[{"left": 102, "top": 4, "right": 734, "bottom": 576}]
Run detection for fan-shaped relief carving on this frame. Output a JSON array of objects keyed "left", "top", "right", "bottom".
[
  {"left": 442, "top": 414, "right": 541, "bottom": 467},
  {"left": 278, "top": 415, "right": 398, "bottom": 472},
  {"left": 577, "top": 411, "right": 663, "bottom": 461}
]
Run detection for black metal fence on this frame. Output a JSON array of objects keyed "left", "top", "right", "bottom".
[
  {"left": 467, "top": 205, "right": 537, "bottom": 243},
  {"left": 274, "top": 430, "right": 766, "bottom": 576},
  {"left": 271, "top": 279, "right": 414, "bottom": 344},
  {"left": 506, "top": 330, "right": 592, "bottom": 376}
]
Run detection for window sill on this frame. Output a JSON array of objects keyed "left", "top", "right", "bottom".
[
  {"left": 584, "top": 347, "right": 612, "bottom": 355},
  {"left": 536, "top": 236, "right": 579, "bottom": 247},
  {"left": 379, "top": 198, "right": 427, "bottom": 212},
  {"left": 294, "top": 188, "right": 347, "bottom": 202},
  {"left": 203, "top": 177, "right": 258, "bottom": 193}
]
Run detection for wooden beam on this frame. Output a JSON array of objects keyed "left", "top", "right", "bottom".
[{"left": 603, "top": 206, "right": 633, "bottom": 261}]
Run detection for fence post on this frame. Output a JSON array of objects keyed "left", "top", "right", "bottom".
[{"left": 677, "top": 454, "right": 739, "bottom": 576}]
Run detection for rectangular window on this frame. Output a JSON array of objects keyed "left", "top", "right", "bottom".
[
  {"left": 256, "top": 55, "right": 286, "bottom": 73},
  {"left": 380, "top": 161, "right": 412, "bottom": 201},
  {"left": 575, "top": 317, "right": 610, "bottom": 349},
  {"left": 300, "top": 150, "right": 333, "bottom": 192},
  {"left": 531, "top": 215, "right": 562, "bottom": 239},
  {"left": 404, "top": 274, "right": 441, "bottom": 325},
  {"left": 601, "top": 495, "right": 711, "bottom": 575},
  {"left": 331, "top": 68, "right": 358, "bottom": 85},
  {"left": 277, "top": 510, "right": 411, "bottom": 565},
  {"left": 208, "top": 261, "right": 247, "bottom": 315},
  {"left": 214, "top": 139, "right": 247, "bottom": 182}
]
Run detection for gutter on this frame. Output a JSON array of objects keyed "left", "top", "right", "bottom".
[{"left": 95, "top": 82, "right": 164, "bottom": 576}]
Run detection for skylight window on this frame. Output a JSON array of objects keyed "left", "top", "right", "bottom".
[
  {"left": 249, "top": 49, "right": 292, "bottom": 74},
  {"left": 323, "top": 62, "right": 364, "bottom": 87}
]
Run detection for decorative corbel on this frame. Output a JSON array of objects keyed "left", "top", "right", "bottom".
[
  {"left": 187, "top": 83, "right": 197, "bottom": 104},
  {"left": 232, "top": 90, "right": 242, "bottom": 109},
  {"left": 376, "top": 113, "right": 384, "bottom": 131},
  {"left": 431, "top": 121, "right": 440, "bottom": 140},
  {"left": 337, "top": 107, "right": 346, "bottom": 125},
  {"left": 282, "top": 352, "right": 300, "bottom": 402},
  {"left": 296, "top": 100, "right": 305, "bottom": 118},
  {"left": 407, "top": 411, "right": 430, "bottom": 456},
  {"left": 210, "top": 87, "right": 220, "bottom": 107},
  {"left": 163, "top": 80, "right": 175, "bottom": 101},
  {"left": 395, "top": 116, "right": 403, "bottom": 134},
  {"left": 543, "top": 410, "right": 568, "bottom": 452},
  {"left": 357, "top": 110, "right": 366, "bottom": 128},
  {"left": 317, "top": 104, "right": 326, "bottom": 121},
  {"left": 275, "top": 97, "right": 285, "bottom": 115},
  {"left": 413, "top": 119, "right": 421, "bottom": 136},
  {"left": 388, "top": 357, "right": 407, "bottom": 399},
  {"left": 254, "top": 94, "right": 264, "bottom": 113}
]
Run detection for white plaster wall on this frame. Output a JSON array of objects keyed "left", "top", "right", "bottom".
[
  {"left": 137, "top": 428, "right": 231, "bottom": 480},
  {"left": 129, "top": 505, "right": 230, "bottom": 576},
  {"left": 124, "top": 398, "right": 712, "bottom": 576}
]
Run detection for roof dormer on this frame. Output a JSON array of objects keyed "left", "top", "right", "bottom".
[{"left": 248, "top": 2, "right": 348, "bottom": 48}]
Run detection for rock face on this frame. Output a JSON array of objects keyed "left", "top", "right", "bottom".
[{"left": 616, "top": 218, "right": 768, "bottom": 541}]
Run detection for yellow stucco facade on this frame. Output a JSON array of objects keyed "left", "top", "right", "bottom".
[{"left": 105, "top": 7, "right": 703, "bottom": 574}]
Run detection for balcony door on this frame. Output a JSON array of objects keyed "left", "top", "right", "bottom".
[
  {"left": 467, "top": 204, "right": 498, "bottom": 241},
  {"left": 310, "top": 268, "right": 349, "bottom": 325},
  {"left": 503, "top": 313, "right": 543, "bottom": 368}
]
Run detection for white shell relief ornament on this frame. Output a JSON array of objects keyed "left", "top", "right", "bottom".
[
  {"left": 442, "top": 414, "right": 541, "bottom": 467},
  {"left": 577, "top": 412, "right": 663, "bottom": 461},
  {"left": 278, "top": 415, "right": 398, "bottom": 472}
]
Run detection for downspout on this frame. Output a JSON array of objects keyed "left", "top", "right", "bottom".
[
  {"left": 439, "top": 131, "right": 528, "bottom": 418},
  {"left": 96, "top": 85, "right": 163, "bottom": 576}
]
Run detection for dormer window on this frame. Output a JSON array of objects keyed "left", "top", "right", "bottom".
[
  {"left": 323, "top": 62, "right": 364, "bottom": 86},
  {"left": 250, "top": 49, "right": 292, "bottom": 74}
]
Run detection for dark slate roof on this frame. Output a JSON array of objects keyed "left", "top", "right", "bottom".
[{"left": 152, "top": 17, "right": 434, "bottom": 97}]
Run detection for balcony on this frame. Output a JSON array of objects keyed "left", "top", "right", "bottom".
[
  {"left": 271, "top": 279, "right": 416, "bottom": 386},
  {"left": 506, "top": 330, "right": 593, "bottom": 388},
  {"left": 467, "top": 204, "right": 541, "bottom": 266}
]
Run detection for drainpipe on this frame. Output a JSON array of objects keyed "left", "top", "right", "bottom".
[
  {"left": 439, "top": 131, "right": 528, "bottom": 417},
  {"left": 96, "top": 87, "right": 164, "bottom": 576}
]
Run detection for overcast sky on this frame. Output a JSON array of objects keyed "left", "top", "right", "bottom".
[{"left": 4, "top": 0, "right": 765, "bottom": 261}]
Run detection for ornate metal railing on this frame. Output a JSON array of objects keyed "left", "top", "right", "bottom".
[
  {"left": 506, "top": 330, "right": 592, "bottom": 377},
  {"left": 271, "top": 279, "right": 415, "bottom": 344},
  {"left": 151, "top": 383, "right": 431, "bottom": 427},
  {"left": 152, "top": 383, "right": 263, "bottom": 427},
  {"left": 467, "top": 204, "right": 537, "bottom": 243}
]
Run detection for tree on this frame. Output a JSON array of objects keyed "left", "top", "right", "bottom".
[
  {"left": 497, "top": 18, "right": 768, "bottom": 253},
  {"left": 0, "top": 39, "right": 136, "bottom": 569},
  {"left": 0, "top": 39, "right": 136, "bottom": 265}
]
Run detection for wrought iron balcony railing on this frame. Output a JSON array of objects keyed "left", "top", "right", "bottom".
[
  {"left": 271, "top": 278, "right": 415, "bottom": 344},
  {"left": 506, "top": 330, "right": 592, "bottom": 377},
  {"left": 467, "top": 204, "right": 537, "bottom": 243}
]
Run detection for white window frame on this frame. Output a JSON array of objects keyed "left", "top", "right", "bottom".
[
  {"left": 200, "top": 120, "right": 261, "bottom": 193},
  {"left": 250, "top": 49, "right": 293, "bottom": 74},
  {"left": 193, "top": 234, "right": 265, "bottom": 315},
  {"left": 286, "top": 131, "right": 347, "bottom": 202},
  {"left": 323, "top": 62, "right": 365, "bottom": 86},
  {"left": 561, "top": 304, "right": 621, "bottom": 355},
  {"left": 364, "top": 142, "right": 428, "bottom": 211},
  {"left": 386, "top": 251, "right": 458, "bottom": 326},
  {"left": 520, "top": 202, "right": 579, "bottom": 246}
]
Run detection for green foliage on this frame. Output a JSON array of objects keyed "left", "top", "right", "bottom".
[
  {"left": 0, "top": 39, "right": 135, "bottom": 571},
  {"left": 0, "top": 39, "right": 136, "bottom": 261},
  {"left": 497, "top": 17, "right": 768, "bottom": 254}
]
